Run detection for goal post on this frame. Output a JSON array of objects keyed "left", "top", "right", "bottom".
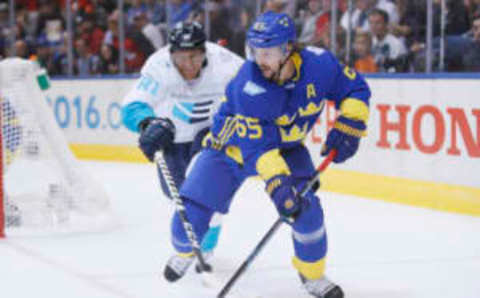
[{"left": 0, "top": 58, "right": 115, "bottom": 237}]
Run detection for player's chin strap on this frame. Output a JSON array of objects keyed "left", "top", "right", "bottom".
[
  {"left": 217, "top": 149, "right": 338, "bottom": 298},
  {"left": 272, "top": 48, "right": 295, "bottom": 84}
]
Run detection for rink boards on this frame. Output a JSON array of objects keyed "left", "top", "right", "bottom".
[{"left": 46, "top": 75, "right": 480, "bottom": 216}]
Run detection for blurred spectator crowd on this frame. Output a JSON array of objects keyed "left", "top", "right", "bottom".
[{"left": 0, "top": 0, "right": 479, "bottom": 76}]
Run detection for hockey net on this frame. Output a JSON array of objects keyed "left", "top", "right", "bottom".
[{"left": 0, "top": 58, "right": 115, "bottom": 237}]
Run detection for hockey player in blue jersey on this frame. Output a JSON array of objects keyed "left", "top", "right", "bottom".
[{"left": 164, "top": 12, "right": 371, "bottom": 298}]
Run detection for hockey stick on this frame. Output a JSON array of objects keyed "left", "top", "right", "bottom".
[
  {"left": 217, "top": 149, "right": 337, "bottom": 298},
  {"left": 154, "top": 151, "right": 215, "bottom": 284}
]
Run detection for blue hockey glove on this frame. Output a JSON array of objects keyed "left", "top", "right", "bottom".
[
  {"left": 322, "top": 115, "right": 366, "bottom": 163},
  {"left": 138, "top": 117, "right": 175, "bottom": 161},
  {"left": 265, "top": 175, "right": 301, "bottom": 219}
]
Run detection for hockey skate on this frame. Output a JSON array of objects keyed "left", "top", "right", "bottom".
[
  {"left": 164, "top": 252, "right": 213, "bottom": 282},
  {"left": 300, "top": 274, "right": 344, "bottom": 298},
  {"left": 164, "top": 253, "right": 195, "bottom": 282}
]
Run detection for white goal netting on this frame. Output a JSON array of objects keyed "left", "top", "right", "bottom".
[{"left": 0, "top": 58, "right": 116, "bottom": 236}]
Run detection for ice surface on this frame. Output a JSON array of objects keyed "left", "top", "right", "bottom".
[{"left": 1, "top": 161, "right": 479, "bottom": 298}]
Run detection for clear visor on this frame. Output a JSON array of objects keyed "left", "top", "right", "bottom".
[{"left": 246, "top": 43, "right": 289, "bottom": 64}]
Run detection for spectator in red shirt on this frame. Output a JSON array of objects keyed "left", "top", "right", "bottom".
[
  {"left": 308, "top": 0, "right": 344, "bottom": 47},
  {"left": 103, "top": 10, "right": 145, "bottom": 73},
  {"left": 77, "top": 14, "right": 105, "bottom": 55}
]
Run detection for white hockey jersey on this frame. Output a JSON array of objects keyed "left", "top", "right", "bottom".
[{"left": 123, "top": 42, "right": 244, "bottom": 143}]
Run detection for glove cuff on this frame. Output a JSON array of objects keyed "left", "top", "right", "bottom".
[
  {"left": 266, "top": 175, "right": 285, "bottom": 196},
  {"left": 335, "top": 116, "right": 367, "bottom": 138},
  {"left": 333, "top": 121, "right": 365, "bottom": 138},
  {"left": 139, "top": 117, "right": 176, "bottom": 136}
]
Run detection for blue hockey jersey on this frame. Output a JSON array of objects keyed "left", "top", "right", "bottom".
[{"left": 211, "top": 46, "right": 371, "bottom": 180}]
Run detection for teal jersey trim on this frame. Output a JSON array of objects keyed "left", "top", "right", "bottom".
[{"left": 121, "top": 101, "right": 155, "bottom": 132}]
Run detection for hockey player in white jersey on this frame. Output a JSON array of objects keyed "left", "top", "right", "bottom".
[{"left": 121, "top": 22, "right": 244, "bottom": 258}]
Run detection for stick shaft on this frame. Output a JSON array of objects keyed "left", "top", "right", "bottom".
[{"left": 155, "top": 151, "right": 209, "bottom": 271}]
